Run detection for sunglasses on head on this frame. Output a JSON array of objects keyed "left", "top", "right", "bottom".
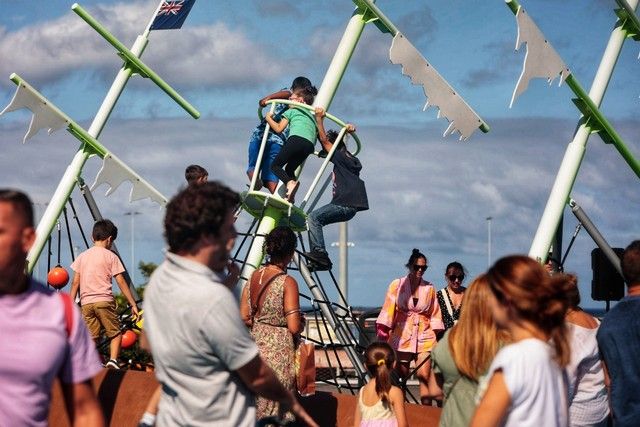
[
  {"left": 448, "top": 274, "right": 465, "bottom": 281},
  {"left": 413, "top": 265, "right": 428, "bottom": 272}
]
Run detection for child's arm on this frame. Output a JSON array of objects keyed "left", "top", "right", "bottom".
[
  {"left": 114, "top": 273, "right": 140, "bottom": 317},
  {"left": 259, "top": 89, "right": 291, "bottom": 107},
  {"left": 265, "top": 112, "right": 288, "bottom": 134},
  {"left": 314, "top": 108, "right": 333, "bottom": 153},
  {"left": 352, "top": 393, "right": 362, "bottom": 427},
  {"left": 426, "top": 365, "right": 444, "bottom": 399},
  {"left": 390, "top": 386, "right": 408, "bottom": 427},
  {"left": 70, "top": 272, "right": 80, "bottom": 303}
]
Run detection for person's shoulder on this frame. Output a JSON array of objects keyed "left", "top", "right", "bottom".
[{"left": 389, "top": 385, "right": 404, "bottom": 400}]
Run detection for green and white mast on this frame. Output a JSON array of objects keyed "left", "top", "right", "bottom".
[
  {"left": 0, "top": 2, "right": 199, "bottom": 277},
  {"left": 238, "top": 0, "right": 489, "bottom": 377},
  {"left": 501, "top": 0, "right": 640, "bottom": 263}
]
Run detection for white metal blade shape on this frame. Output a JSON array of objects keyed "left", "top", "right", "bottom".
[
  {"left": 0, "top": 79, "right": 70, "bottom": 143},
  {"left": 91, "top": 153, "right": 167, "bottom": 206},
  {"left": 510, "top": 7, "right": 571, "bottom": 108},
  {"left": 389, "top": 32, "right": 487, "bottom": 141}
]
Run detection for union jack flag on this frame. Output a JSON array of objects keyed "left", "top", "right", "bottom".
[{"left": 150, "top": 0, "right": 196, "bottom": 31}]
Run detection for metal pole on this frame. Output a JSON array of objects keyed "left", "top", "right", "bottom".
[
  {"left": 124, "top": 211, "right": 141, "bottom": 285},
  {"left": 486, "top": 216, "right": 492, "bottom": 267},
  {"left": 339, "top": 222, "right": 348, "bottom": 306},
  {"left": 529, "top": 0, "right": 639, "bottom": 261},
  {"left": 569, "top": 199, "right": 622, "bottom": 275}
]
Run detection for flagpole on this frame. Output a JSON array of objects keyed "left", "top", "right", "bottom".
[{"left": 144, "top": 0, "right": 166, "bottom": 34}]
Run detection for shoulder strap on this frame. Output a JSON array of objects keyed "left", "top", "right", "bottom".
[
  {"left": 250, "top": 271, "right": 286, "bottom": 319},
  {"left": 441, "top": 288, "right": 454, "bottom": 317},
  {"left": 59, "top": 293, "right": 74, "bottom": 338}
]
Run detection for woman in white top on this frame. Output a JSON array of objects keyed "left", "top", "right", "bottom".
[
  {"left": 564, "top": 274, "right": 609, "bottom": 427},
  {"left": 471, "top": 255, "right": 573, "bottom": 427}
]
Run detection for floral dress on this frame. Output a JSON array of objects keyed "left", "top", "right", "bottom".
[{"left": 248, "top": 272, "right": 296, "bottom": 421}]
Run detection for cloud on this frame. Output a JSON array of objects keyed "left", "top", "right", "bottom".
[{"left": 0, "top": 1, "right": 285, "bottom": 90}]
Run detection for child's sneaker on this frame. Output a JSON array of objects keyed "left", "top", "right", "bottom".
[{"left": 105, "top": 359, "right": 120, "bottom": 369}]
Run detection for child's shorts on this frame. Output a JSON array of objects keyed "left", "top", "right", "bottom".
[
  {"left": 247, "top": 125, "right": 285, "bottom": 184},
  {"left": 81, "top": 300, "right": 121, "bottom": 339}
]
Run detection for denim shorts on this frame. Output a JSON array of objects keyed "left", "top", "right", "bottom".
[{"left": 247, "top": 125, "right": 285, "bottom": 184}]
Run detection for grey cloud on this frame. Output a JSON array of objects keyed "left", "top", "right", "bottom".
[{"left": 0, "top": 1, "right": 285, "bottom": 90}]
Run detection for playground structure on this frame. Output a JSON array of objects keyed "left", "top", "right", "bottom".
[{"left": 1, "top": 0, "right": 639, "bottom": 409}]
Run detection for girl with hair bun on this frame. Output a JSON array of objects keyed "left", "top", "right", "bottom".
[
  {"left": 376, "top": 248, "right": 444, "bottom": 404},
  {"left": 471, "top": 255, "right": 573, "bottom": 427},
  {"left": 353, "top": 342, "right": 407, "bottom": 427}
]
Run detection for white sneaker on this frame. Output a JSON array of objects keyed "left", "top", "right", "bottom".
[{"left": 105, "top": 359, "right": 120, "bottom": 369}]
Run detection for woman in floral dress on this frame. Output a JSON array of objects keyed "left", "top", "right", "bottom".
[{"left": 240, "top": 226, "right": 304, "bottom": 421}]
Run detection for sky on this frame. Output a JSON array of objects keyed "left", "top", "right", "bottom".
[{"left": 1, "top": 0, "right": 638, "bottom": 309}]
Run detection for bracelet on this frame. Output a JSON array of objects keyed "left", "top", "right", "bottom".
[{"left": 284, "top": 309, "right": 301, "bottom": 317}]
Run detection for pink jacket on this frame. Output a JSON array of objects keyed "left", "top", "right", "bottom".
[{"left": 376, "top": 276, "right": 444, "bottom": 354}]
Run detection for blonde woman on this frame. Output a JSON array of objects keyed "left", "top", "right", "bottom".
[
  {"left": 471, "top": 255, "right": 573, "bottom": 427},
  {"left": 427, "top": 274, "right": 508, "bottom": 426}
]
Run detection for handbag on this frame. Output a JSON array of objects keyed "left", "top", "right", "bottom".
[{"left": 295, "top": 341, "right": 316, "bottom": 396}]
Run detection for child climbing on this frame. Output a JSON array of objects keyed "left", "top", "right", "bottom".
[
  {"left": 266, "top": 84, "right": 319, "bottom": 202},
  {"left": 354, "top": 342, "right": 408, "bottom": 427},
  {"left": 304, "top": 107, "right": 368, "bottom": 271},
  {"left": 247, "top": 77, "right": 313, "bottom": 194}
]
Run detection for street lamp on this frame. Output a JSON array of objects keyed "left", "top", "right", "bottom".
[
  {"left": 331, "top": 222, "right": 355, "bottom": 311},
  {"left": 124, "top": 211, "right": 142, "bottom": 285},
  {"left": 486, "top": 216, "right": 493, "bottom": 267}
]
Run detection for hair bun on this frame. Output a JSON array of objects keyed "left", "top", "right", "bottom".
[{"left": 412, "top": 248, "right": 420, "bottom": 255}]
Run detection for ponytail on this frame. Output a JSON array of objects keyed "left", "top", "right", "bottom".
[
  {"left": 364, "top": 342, "right": 395, "bottom": 403},
  {"left": 374, "top": 359, "right": 392, "bottom": 403}
]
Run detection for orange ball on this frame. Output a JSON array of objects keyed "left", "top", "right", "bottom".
[
  {"left": 47, "top": 266, "right": 69, "bottom": 289},
  {"left": 121, "top": 330, "right": 137, "bottom": 349}
]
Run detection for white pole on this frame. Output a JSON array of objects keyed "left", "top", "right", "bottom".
[
  {"left": 529, "top": 0, "right": 639, "bottom": 261},
  {"left": 124, "top": 211, "right": 141, "bottom": 285},
  {"left": 339, "top": 222, "right": 348, "bottom": 306},
  {"left": 486, "top": 216, "right": 493, "bottom": 267}
]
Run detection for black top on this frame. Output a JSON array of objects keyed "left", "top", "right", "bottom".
[
  {"left": 436, "top": 288, "right": 462, "bottom": 331},
  {"left": 330, "top": 149, "right": 369, "bottom": 211}
]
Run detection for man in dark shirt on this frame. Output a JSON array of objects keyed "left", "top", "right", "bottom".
[
  {"left": 597, "top": 240, "right": 640, "bottom": 427},
  {"left": 304, "top": 108, "right": 369, "bottom": 270}
]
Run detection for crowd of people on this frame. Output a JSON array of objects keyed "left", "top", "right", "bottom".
[{"left": 1, "top": 181, "right": 640, "bottom": 426}]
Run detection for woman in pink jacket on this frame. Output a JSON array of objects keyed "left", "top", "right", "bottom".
[{"left": 376, "top": 248, "right": 444, "bottom": 404}]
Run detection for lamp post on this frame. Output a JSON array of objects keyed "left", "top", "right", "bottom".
[
  {"left": 486, "top": 216, "right": 493, "bottom": 267},
  {"left": 331, "top": 222, "right": 355, "bottom": 311},
  {"left": 124, "top": 211, "right": 141, "bottom": 285}
]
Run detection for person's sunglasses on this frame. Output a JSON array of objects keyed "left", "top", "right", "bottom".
[
  {"left": 448, "top": 274, "right": 465, "bottom": 282},
  {"left": 413, "top": 265, "right": 428, "bottom": 272}
]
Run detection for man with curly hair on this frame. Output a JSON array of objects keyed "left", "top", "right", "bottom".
[{"left": 143, "top": 182, "right": 317, "bottom": 427}]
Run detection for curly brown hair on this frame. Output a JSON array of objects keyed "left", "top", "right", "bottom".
[{"left": 164, "top": 181, "right": 239, "bottom": 253}]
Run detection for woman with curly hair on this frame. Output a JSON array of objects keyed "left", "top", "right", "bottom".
[
  {"left": 240, "top": 226, "right": 304, "bottom": 422},
  {"left": 471, "top": 255, "right": 573, "bottom": 427}
]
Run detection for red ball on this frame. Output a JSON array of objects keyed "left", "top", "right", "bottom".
[
  {"left": 121, "top": 330, "right": 137, "bottom": 349},
  {"left": 47, "top": 266, "right": 69, "bottom": 289}
]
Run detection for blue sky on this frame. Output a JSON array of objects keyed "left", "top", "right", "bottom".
[{"left": 1, "top": 0, "right": 638, "bottom": 309}]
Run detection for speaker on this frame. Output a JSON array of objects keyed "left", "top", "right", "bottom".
[{"left": 591, "top": 248, "right": 625, "bottom": 301}]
